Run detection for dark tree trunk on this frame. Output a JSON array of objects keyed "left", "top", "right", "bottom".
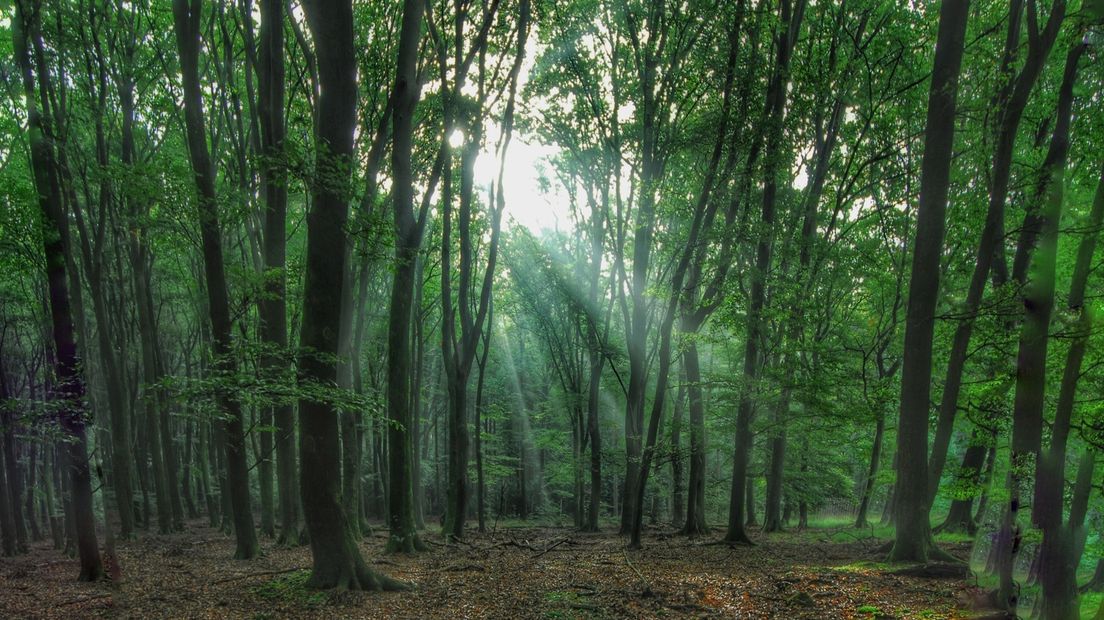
[
  {"left": 670, "top": 370, "right": 685, "bottom": 529},
  {"left": 13, "top": 0, "right": 103, "bottom": 580},
  {"left": 855, "top": 410, "right": 885, "bottom": 529},
  {"left": 926, "top": 0, "right": 1063, "bottom": 508},
  {"left": 474, "top": 302, "right": 493, "bottom": 533},
  {"left": 1000, "top": 40, "right": 1083, "bottom": 613},
  {"left": 172, "top": 0, "right": 258, "bottom": 559},
  {"left": 888, "top": 0, "right": 969, "bottom": 563},
  {"left": 293, "top": 0, "right": 405, "bottom": 590},
  {"left": 1033, "top": 49, "right": 1095, "bottom": 617},
  {"left": 973, "top": 445, "right": 997, "bottom": 526},
  {"left": 182, "top": 419, "right": 198, "bottom": 519},
  {"left": 0, "top": 427, "right": 17, "bottom": 556},
  {"left": 257, "top": 0, "right": 296, "bottom": 545},
  {"left": 681, "top": 342, "right": 709, "bottom": 537},
  {"left": 935, "top": 435, "right": 986, "bottom": 535},
  {"left": 727, "top": 0, "right": 806, "bottom": 547},
  {"left": 384, "top": 0, "right": 430, "bottom": 555},
  {"left": 745, "top": 476, "right": 758, "bottom": 528}
]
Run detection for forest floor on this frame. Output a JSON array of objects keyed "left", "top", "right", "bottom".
[{"left": 0, "top": 517, "right": 992, "bottom": 619}]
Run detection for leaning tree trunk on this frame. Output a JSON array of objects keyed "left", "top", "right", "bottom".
[
  {"left": 855, "top": 409, "right": 885, "bottom": 529},
  {"left": 999, "top": 39, "right": 1083, "bottom": 614},
  {"left": 1033, "top": 47, "right": 1095, "bottom": 618},
  {"left": 172, "top": 0, "right": 258, "bottom": 560},
  {"left": 925, "top": 0, "right": 1064, "bottom": 509},
  {"left": 888, "top": 0, "right": 969, "bottom": 564}
]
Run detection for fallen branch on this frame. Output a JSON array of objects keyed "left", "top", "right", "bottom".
[
  {"left": 533, "top": 538, "right": 574, "bottom": 558},
  {"left": 489, "top": 539, "right": 537, "bottom": 552},
  {"left": 59, "top": 593, "right": 112, "bottom": 607},
  {"left": 212, "top": 567, "right": 306, "bottom": 584},
  {"left": 623, "top": 548, "right": 653, "bottom": 596},
  {"left": 442, "top": 563, "right": 486, "bottom": 572},
  {"left": 891, "top": 562, "right": 968, "bottom": 579}
]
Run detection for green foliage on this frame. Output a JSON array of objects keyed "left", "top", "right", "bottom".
[{"left": 252, "top": 570, "right": 328, "bottom": 607}]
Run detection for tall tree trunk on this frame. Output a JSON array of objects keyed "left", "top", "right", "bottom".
[
  {"left": 888, "top": 0, "right": 969, "bottom": 563},
  {"left": 1000, "top": 40, "right": 1083, "bottom": 613},
  {"left": 258, "top": 0, "right": 299, "bottom": 546},
  {"left": 385, "top": 0, "right": 430, "bottom": 555},
  {"left": 855, "top": 409, "right": 885, "bottom": 529},
  {"left": 474, "top": 302, "right": 493, "bottom": 533},
  {"left": 293, "top": 0, "right": 405, "bottom": 590},
  {"left": 172, "top": 0, "right": 258, "bottom": 559},
  {"left": 1033, "top": 49, "right": 1095, "bottom": 617},
  {"left": 13, "top": 0, "right": 103, "bottom": 580},
  {"left": 0, "top": 439, "right": 16, "bottom": 556},
  {"left": 681, "top": 342, "right": 709, "bottom": 536},
  {"left": 670, "top": 369, "right": 685, "bottom": 529},
  {"left": 973, "top": 444, "right": 997, "bottom": 526},
  {"left": 926, "top": 0, "right": 1064, "bottom": 506},
  {"left": 726, "top": 0, "right": 806, "bottom": 546}
]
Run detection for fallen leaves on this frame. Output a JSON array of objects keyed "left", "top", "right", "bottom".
[{"left": 0, "top": 520, "right": 975, "bottom": 619}]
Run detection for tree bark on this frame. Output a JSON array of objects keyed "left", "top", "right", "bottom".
[
  {"left": 1033, "top": 50, "right": 1095, "bottom": 617},
  {"left": 293, "top": 0, "right": 405, "bottom": 590},
  {"left": 257, "top": 0, "right": 298, "bottom": 546}
]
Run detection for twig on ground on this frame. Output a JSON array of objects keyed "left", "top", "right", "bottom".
[
  {"left": 623, "top": 548, "right": 653, "bottom": 596},
  {"left": 533, "top": 538, "right": 574, "bottom": 558},
  {"left": 59, "top": 593, "right": 112, "bottom": 607},
  {"left": 212, "top": 567, "right": 306, "bottom": 584}
]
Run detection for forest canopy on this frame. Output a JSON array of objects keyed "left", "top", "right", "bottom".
[{"left": 1, "top": 0, "right": 1104, "bottom": 618}]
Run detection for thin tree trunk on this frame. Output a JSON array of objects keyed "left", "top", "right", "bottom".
[
  {"left": 0, "top": 436, "right": 16, "bottom": 556},
  {"left": 385, "top": 0, "right": 431, "bottom": 555},
  {"left": 727, "top": 0, "right": 806, "bottom": 546},
  {"left": 172, "top": 0, "right": 258, "bottom": 559},
  {"left": 855, "top": 410, "right": 885, "bottom": 529},
  {"left": 682, "top": 342, "right": 708, "bottom": 536},
  {"left": 926, "top": 0, "right": 1064, "bottom": 507},
  {"left": 1000, "top": 40, "right": 1083, "bottom": 613}
]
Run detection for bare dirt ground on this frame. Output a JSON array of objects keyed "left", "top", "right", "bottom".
[{"left": 0, "top": 519, "right": 980, "bottom": 619}]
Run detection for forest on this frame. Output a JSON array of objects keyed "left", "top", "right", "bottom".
[{"left": 0, "top": 0, "right": 1103, "bottom": 617}]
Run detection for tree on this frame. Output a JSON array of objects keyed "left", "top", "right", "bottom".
[
  {"left": 172, "top": 0, "right": 258, "bottom": 560},
  {"left": 290, "top": 0, "right": 403, "bottom": 590},
  {"left": 13, "top": 0, "right": 103, "bottom": 581},
  {"left": 255, "top": 0, "right": 298, "bottom": 546},
  {"left": 888, "top": 0, "right": 970, "bottom": 564}
]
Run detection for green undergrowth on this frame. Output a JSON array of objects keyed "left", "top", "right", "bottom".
[
  {"left": 252, "top": 570, "right": 328, "bottom": 608},
  {"left": 542, "top": 589, "right": 607, "bottom": 619},
  {"left": 835, "top": 560, "right": 893, "bottom": 573}
]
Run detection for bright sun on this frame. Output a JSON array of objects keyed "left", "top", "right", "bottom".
[{"left": 473, "top": 133, "right": 567, "bottom": 234}]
